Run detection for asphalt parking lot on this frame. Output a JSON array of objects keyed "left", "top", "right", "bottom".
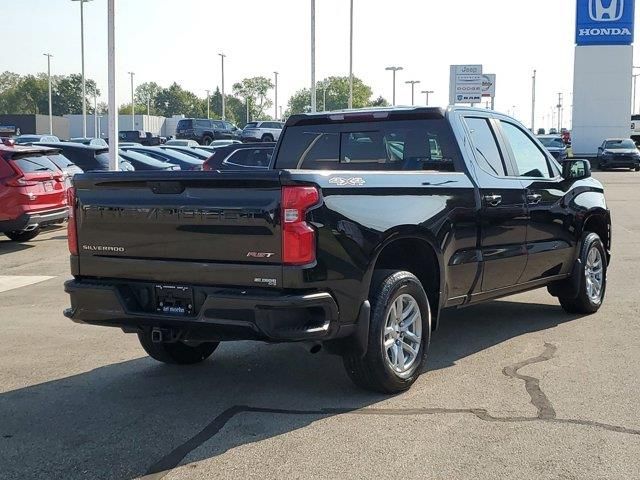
[{"left": 1, "top": 171, "right": 639, "bottom": 480}]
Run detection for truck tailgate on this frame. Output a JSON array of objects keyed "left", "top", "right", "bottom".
[{"left": 73, "top": 171, "right": 283, "bottom": 286}]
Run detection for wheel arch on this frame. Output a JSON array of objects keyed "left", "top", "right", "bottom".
[
  {"left": 365, "top": 229, "right": 445, "bottom": 330},
  {"left": 581, "top": 208, "right": 611, "bottom": 262}
]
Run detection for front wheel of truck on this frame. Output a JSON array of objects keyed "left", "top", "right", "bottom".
[
  {"left": 138, "top": 332, "right": 219, "bottom": 365},
  {"left": 342, "top": 270, "right": 431, "bottom": 394}
]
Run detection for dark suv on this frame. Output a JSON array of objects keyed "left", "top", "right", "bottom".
[{"left": 175, "top": 118, "right": 241, "bottom": 145}]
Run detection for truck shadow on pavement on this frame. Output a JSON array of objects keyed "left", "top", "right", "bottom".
[{"left": 1, "top": 300, "right": 636, "bottom": 480}]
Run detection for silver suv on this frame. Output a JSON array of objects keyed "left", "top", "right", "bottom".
[{"left": 241, "top": 121, "right": 284, "bottom": 143}]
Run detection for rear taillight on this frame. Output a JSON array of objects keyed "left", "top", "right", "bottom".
[
  {"left": 281, "top": 186, "right": 320, "bottom": 265},
  {"left": 4, "top": 161, "right": 36, "bottom": 186},
  {"left": 67, "top": 187, "right": 78, "bottom": 255}
]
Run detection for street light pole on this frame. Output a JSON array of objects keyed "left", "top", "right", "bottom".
[
  {"left": 310, "top": 0, "right": 316, "bottom": 113},
  {"left": 107, "top": 0, "right": 118, "bottom": 170},
  {"left": 557, "top": 92, "right": 563, "bottom": 132},
  {"left": 420, "top": 90, "right": 434, "bottom": 106},
  {"left": 205, "top": 89, "right": 210, "bottom": 119},
  {"left": 218, "top": 53, "right": 226, "bottom": 120},
  {"left": 72, "top": 0, "right": 93, "bottom": 138},
  {"left": 405, "top": 80, "right": 420, "bottom": 106},
  {"left": 348, "top": 0, "right": 354, "bottom": 109},
  {"left": 43, "top": 53, "right": 53, "bottom": 135},
  {"left": 128, "top": 71, "right": 135, "bottom": 130},
  {"left": 385, "top": 66, "right": 403, "bottom": 106},
  {"left": 94, "top": 93, "right": 98, "bottom": 138},
  {"left": 531, "top": 69, "right": 537, "bottom": 132},
  {"left": 274, "top": 71, "right": 279, "bottom": 120},
  {"left": 246, "top": 97, "right": 250, "bottom": 124}
]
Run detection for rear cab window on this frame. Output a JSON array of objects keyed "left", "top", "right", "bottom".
[{"left": 275, "top": 119, "right": 461, "bottom": 171}]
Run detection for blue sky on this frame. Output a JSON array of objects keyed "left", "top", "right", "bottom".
[{"left": 4, "top": 0, "right": 640, "bottom": 127}]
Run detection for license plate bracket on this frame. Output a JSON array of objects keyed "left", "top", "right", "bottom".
[{"left": 155, "top": 285, "right": 194, "bottom": 316}]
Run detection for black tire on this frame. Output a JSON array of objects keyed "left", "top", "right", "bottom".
[
  {"left": 342, "top": 271, "right": 431, "bottom": 394},
  {"left": 138, "top": 331, "right": 219, "bottom": 365},
  {"left": 261, "top": 134, "right": 274, "bottom": 143},
  {"left": 202, "top": 136, "right": 213, "bottom": 146},
  {"left": 4, "top": 228, "right": 40, "bottom": 242},
  {"left": 634, "top": 165, "right": 640, "bottom": 172},
  {"left": 559, "top": 232, "right": 607, "bottom": 314}
]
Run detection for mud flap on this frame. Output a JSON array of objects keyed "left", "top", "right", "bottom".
[{"left": 547, "top": 258, "right": 582, "bottom": 299}]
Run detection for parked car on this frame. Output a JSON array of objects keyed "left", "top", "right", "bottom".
[
  {"left": 537, "top": 135, "right": 568, "bottom": 162},
  {"left": 159, "top": 145, "right": 212, "bottom": 159},
  {"left": 44, "top": 149, "right": 84, "bottom": 187},
  {"left": 64, "top": 106, "right": 610, "bottom": 393},
  {"left": 119, "top": 142, "right": 143, "bottom": 147},
  {"left": 14, "top": 134, "right": 60, "bottom": 144},
  {"left": 39, "top": 142, "right": 134, "bottom": 172},
  {"left": 115, "top": 131, "right": 163, "bottom": 146},
  {"left": 549, "top": 128, "right": 558, "bottom": 134},
  {"left": 120, "top": 146, "right": 203, "bottom": 170},
  {"left": 0, "top": 142, "right": 68, "bottom": 242},
  {"left": 175, "top": 118, "right": 242, "bottom": 145},
  {"left": 118, "top": 149, "right": 180, "bottom": 171},
  {"left": 69, "top": 137, "right": 108, "bottom": 147},
  {"left": 165, "top": 139, "right": 199, "bottom": 147},
  {"left": 241, "top": 121, "right": 284, "bottom": 143},
  {"left": 202, "top": 143, "right": 275, "bottom": 171},
  {"left": 597, "top": 138, "right": 640, "bottom": 171}
]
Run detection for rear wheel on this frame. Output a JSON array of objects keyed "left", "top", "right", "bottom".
[
  {"left": 342, "top": 271, "right": 431, "bottom": 394},
  {"left": 138, "top": 331, "right": 219, "bottom": 365},
  {"left": 261, "top": 134, "right": 274, "bottom": 143},
  {"left": 4, "top": 228, "right": 40, "bottom": 242},
  {"left": 559, "top": 232, "right": 607, "bottom": 314}
]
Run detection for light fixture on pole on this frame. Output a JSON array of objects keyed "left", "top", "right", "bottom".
[
  {"left": 128, "top": 71, "right": 135, "bottom": 130},
  {"left": 71, "top": 0, "right": 93, "bottom": 138},
  {"left": 385, "top": 66, "right": 403, "bottom": 106},
  {"left": 205, "top": 89, "right": 210, "bottom": 119},
  {"left": 310, "top": 0, "right": 316, "bottom": 113},
  {"left": 274, "top": 71, "right": 279, "bottom": 120},
  {"left": 218, "top": 53, "right": 226, "bottom": 119},
  {"left": 420, "top": 90, "right": 434, "bottom": 106},
  {"left": 405, "top": 80, "right": 420, "bottom": 106},
  {"left": 348, "top": 0, "right": 354, "bottom": 109},
  {"left": 43, "top": 53, "right": 53, "bottom": 135},
  {"left": 107, "top": 0, "right": 118, "bottom": 170}
]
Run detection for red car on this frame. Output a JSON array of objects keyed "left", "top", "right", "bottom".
[{"left": 0, "top": 139, "right": 69, "bottom": 242}]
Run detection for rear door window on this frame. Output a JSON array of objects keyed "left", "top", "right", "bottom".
[
  {"left": 177, "top": 119, "right": 193, "bottom": 130},
  {"left": 11, "top": 155, "right": 59, "bottom": 173},
  {"left": 195, "top": 119, "right": 210, "bottom": 128},
  {"left": 464, "top": 117, "right": 507, "bottom": 176}
]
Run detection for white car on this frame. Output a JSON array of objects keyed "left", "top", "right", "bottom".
[
  {"left": 165, "top": 139, "right": 200, "bottom": 147},
  {"left": 241, "top": 121, "right": 283, "bottom": 143}
]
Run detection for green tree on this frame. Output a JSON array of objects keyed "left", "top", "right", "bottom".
[
  {"left": 369, "top": 95, "right": 390, "bottom": 107},
  {"left": 135, "top": 81, "right": 162, "bottom": 115},
  {"left": 232, "top": 76, "right": 274, "bottom": 120},
  {"left": 118, "top": 102, "right": 150, "bottom": 115},
  {"left": 154, "top": 82, "right": 205, "bottom": 118},
  {"left": 210, "top": 87, "right": 245, "bottom": 126},
  {"left": 287, "top": 75, "right": 377, "bottom": 115},
  {"left": 51, "top": 74, "right": 99, "bottom": 115}
]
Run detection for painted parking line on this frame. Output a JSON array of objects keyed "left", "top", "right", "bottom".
[{"left": 0, "top": 276, "right": 56, "bottom": 294}]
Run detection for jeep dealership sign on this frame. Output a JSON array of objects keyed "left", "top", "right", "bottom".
[{"left": 576, "top": 0, "right": 635, "bottom": 45}]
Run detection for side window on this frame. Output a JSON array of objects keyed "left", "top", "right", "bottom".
[
  {"left": 500, "top": 121, "right": 551, "bottom": 178},
  {"left": 213, "top": 121, "right": 225, "bottom": 130},
  {"left": 223, "top": 149, "right": 271, "bottom": 168},
  {"left": 464, "top": 117, "right": 506, "bottom": 176},
  {"left": 195, "top": 120, "right": 209, "bottom": 128}
]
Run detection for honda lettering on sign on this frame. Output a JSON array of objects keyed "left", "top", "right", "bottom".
[{"left": 576, "top": 0, "right": 635, "bottom": 45}]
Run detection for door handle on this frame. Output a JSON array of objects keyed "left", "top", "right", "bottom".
[
  {"left": 484, "top": 194, "right": 502, "bottom": 207},
  {"left": 527, "top": 193, "right": 542, "bottom": 205}
]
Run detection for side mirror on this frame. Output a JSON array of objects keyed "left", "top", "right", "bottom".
[
  {"left": 597, "top": 146, "right": 604, "bottom": 153},
  {"left": 563, "top": 159, "right": 591, "bottom": 180}
]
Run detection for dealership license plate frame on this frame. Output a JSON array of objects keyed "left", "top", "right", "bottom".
[{"left": 154, "top": 284, "right": 195, "bottom": 317}]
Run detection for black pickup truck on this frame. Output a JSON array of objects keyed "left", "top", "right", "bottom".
[{"left": 64, "top": 107, "right": 611, "bottom": 393}]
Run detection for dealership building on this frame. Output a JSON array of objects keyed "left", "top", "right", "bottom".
[{"left": 572, "top": 0, "right": 635, "bottom": 156}]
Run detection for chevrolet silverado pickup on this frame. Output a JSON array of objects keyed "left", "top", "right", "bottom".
[{"left": 64, "top": 107, "right": 611, "bottom": 393}]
